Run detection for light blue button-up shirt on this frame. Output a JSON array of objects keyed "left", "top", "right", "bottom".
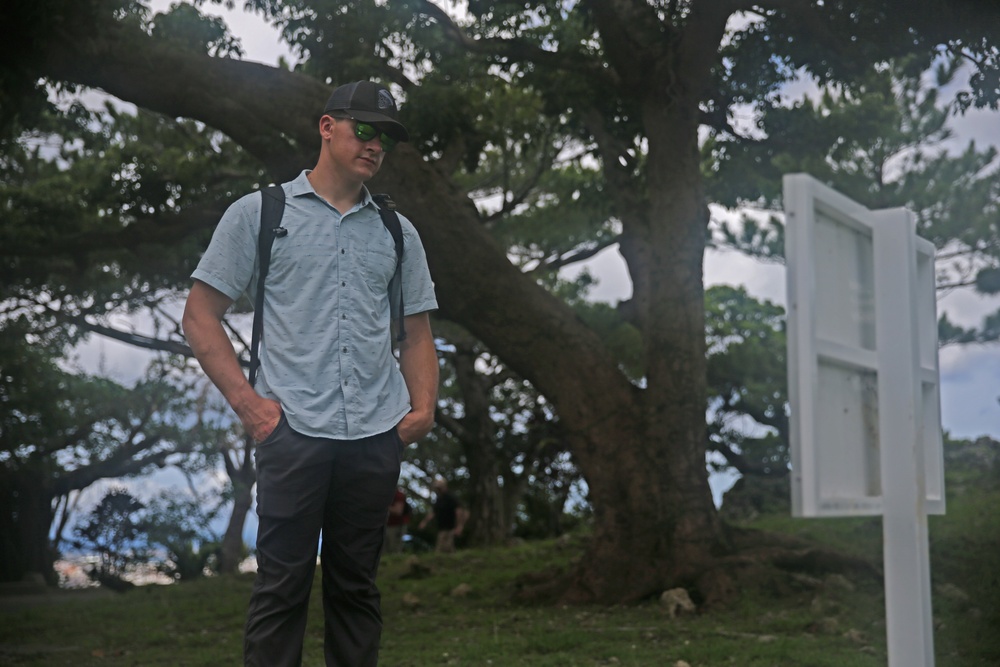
[{"left": 192, "top": 170, "right": 438, "bottom": 440}]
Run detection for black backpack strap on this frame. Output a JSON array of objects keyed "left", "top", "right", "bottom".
[
  {"left": 249, "top": 185, "right": 287, "bottom": 388},
  {"left": 372, "top": 193, "right": 407, "bottom": 342}
]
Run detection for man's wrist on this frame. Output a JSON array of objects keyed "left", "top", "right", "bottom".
[
  {"left": 404, "top": 412, "right": 434, "bottom": 441},
  {"left": 230, "top": 386, "right": 264, "bottom": 419},
  {"left": 407, "top": 408, "right": 435, "bottom": 428}
]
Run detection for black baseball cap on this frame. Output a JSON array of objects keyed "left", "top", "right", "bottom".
[{"left": 322, "top": 80, "right": 409, "bottom": 142}]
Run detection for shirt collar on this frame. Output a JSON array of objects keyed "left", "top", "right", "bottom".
[
  {"left": 287, "top": 170, "right": 315, "bottom": 198},
  {"left": 288, "top": 170, "right": 376, "bottom": 212}
]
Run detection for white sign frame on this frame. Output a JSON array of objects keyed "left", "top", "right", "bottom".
[{"left": 784, "top": 174, "right": 945, "bottom": 518}]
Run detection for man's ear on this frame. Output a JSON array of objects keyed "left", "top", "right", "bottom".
[{"left": 319, "top": 114, "right": 337, "bottom": 139}]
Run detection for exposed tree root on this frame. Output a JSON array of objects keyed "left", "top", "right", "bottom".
[
  {"left": 694, "top": 526, "right": 881, "bottom": 609},
  {"left": 512, "top": 525, "right": 881, "bottom": 608}
]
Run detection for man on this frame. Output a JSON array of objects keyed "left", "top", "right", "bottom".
[
  {"left": 418, "top": 478, "right": 467, "bottom": 553},
  {"left": 182, "top": 80, "right": 439, "bottom": 667}
]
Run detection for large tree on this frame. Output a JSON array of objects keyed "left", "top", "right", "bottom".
[{"left": 7, "top": 0, "right": 999, "bottom": 604}]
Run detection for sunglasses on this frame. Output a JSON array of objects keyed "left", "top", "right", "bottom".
[{"left": 331, "top": 115, "right": 398, "bottom": 153}]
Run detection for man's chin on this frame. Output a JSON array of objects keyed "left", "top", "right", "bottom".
[{"left": 356, "top": 160, "right": 380, "bottom": 178}]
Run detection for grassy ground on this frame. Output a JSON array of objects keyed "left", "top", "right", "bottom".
[{"left": 2, "top": 472, "right": 997, "bottom": 666}]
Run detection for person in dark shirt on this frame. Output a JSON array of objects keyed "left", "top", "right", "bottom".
[{"left": 418, "top": 478, "right": 467, "bottom": 553}]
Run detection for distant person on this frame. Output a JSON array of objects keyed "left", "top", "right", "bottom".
[
  {"left": 385, "top": 488, "right": 411, "bottom": 554},
  {"left": 418, "top": 478, "right": 467, "bottom": 553},
  {"left": 182, "top": 80, "right": 439, "bottom": 667}
]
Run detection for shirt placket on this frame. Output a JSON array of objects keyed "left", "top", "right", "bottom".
[{"left": 337, "top": 215, "right": 355, "bottom": 438}]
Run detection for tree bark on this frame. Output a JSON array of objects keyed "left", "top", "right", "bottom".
[
  {"left": 448, "top": 342, "right": 509, "bottom": 547},
  {"left": 217, "top": 437, "right": 256, "bottom": 575},
  {"left": 0, "top": 468, "right": 57, "bottom": 584}
]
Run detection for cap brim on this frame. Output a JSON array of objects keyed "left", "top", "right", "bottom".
[{"left": 349, "top": 110, "right": 410, "bottom": 142}]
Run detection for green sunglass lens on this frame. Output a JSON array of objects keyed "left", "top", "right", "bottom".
[
  {"left": 354, "top": 122, "right": 396, "bottom": 152},
  {"left": 354, "top": 123, "right": 378, "bottom": 142}
]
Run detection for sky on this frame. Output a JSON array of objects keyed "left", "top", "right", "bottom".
[{"left": 73, "top": 2, "right": 999, "bottom": 526}]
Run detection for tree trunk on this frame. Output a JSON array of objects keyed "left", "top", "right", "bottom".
[
  {"left": 217, "top": 436, "right": 256, "bottom": 574},
  {"left": 219, "top": 491, "right": 252, "bottom": 574},
  {"left": 534, "top": 1, "right": 735, "bottom": 603},
  {"left": 449, "top": 342, "right": 509, "bottom": 547},
  {"left": 0, "top": 468, "right": 57, "bottom": 584},
  {"left": 465, "top": 453, "right": 507, "bottom": 546}
]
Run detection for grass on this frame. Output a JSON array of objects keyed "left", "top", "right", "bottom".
[{"left": 2, "top": 471, "right": 997, "bottom": 666}]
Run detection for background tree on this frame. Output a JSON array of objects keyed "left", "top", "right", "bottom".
[
  {"left": 428, "top": 320, "right": 580, "bottom": 546},
  {"left": 698, "top": 56, "right": 1000, "bottom": 505},
  {"left": 0, "top": 6, "right": 270, "bottom": 582},
  {"left": 708, "top": 55, "right": 1000, "bottom": 341},
  {"left": 71, "top": 487, "right": 150, "bottom": 590},
  {"left": 0, "top": 325, "right": 218, "bottom": 583},
  {"left": 144, "top": 490, "right": 223, "bottom": 581},
  {"left": 215, "top": 425, "right": 257, "bottom": 574},
  {"left": 705, "top": 285, "right": 788, "bottom": 478}
]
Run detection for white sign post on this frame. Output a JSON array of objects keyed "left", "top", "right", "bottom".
[
  {"left": 871, "top": 208, "right": 936, "bottom": 666},
  {"left": 784, "top": 174, "right": 943, "bottom": 667}
]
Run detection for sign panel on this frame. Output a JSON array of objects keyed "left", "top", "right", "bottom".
[
  {"left": 784, "top": 174, "right": 944, "bottom": 518},
  {"left": 915, "top": 239, "right": 946, "bottom": 508}
]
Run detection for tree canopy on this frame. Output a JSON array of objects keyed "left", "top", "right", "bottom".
[{"left": 3, "top": 0, "right": 999, "bottom": 602}]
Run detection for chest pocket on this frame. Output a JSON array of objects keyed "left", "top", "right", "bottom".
[
  {"left": 266, "top": 233, "right": 335, "bottom": 289},
  {"left": 363, "top": 239, "right": 398, "bottom": 295}
]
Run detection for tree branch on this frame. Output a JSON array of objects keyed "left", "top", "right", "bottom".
[
  {"left": 434, "top": 407, "right": 474, "bottom": 445},
  {"left": 528, "top": 234, "right": 623, "bottom": 275},
  {"left": 42, "top": 19, "right": 324, "bottom": 182},
  {"left": 483, "top": 140, "right": 561, "bottom": 225},
  {"left": 73, "top": 318, "right": 198, "bottom": 360},
  {"left": 74, "top": 317, "right": 254, "bottom": 368},
  {"left": 711, "top": 438, "right": 788, "bottom": 478},
  {"left": 412, "top": 0, "right": 620, "bottom": 88}
]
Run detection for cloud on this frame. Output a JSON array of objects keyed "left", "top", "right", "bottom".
[
  {"left": 66, "top": 334, "right": 158, "bottom": 384},
  {"left": 149, "top": 0, "right": 294, "bottom": 67},
  {"left": 939, "top": 346, "right": 999, "bottom": 440}
]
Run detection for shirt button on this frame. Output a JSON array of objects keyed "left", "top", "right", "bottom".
[
  {"left": 342, "top": 314, "right": 347, "bottom": 320},
  {"left": 342, "top": 346, "right": 348, "bottom": 353},
  {"left": 341, "top": 281, "right": 346, "bottom": 287},
  {"left": 340, "top": 249, "right": 346, "bottom": 254}
]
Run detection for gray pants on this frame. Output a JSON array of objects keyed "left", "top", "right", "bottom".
[{"left": 244, "top": 415, "right": 402, "bottom": 667}]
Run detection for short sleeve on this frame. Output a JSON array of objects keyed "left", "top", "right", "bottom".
[
  {"left": 396, "top": 214, "right": 438, "bottom": 316},
  {"left": 191, "top": 192, "right": 261, "bottom": 303}
]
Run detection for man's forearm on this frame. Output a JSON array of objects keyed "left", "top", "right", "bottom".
[
  {"left": 183, "top": 281, "right": 280, "bottom": 440},
  {"left": 398, "top": 312, "right": 439, "bottom": 439},
  {"left": 183, "top": 286, "right": 254, "bottom": 410},
  {"left": 187, "top": 319, "right": 258, "bottom": 413}
]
